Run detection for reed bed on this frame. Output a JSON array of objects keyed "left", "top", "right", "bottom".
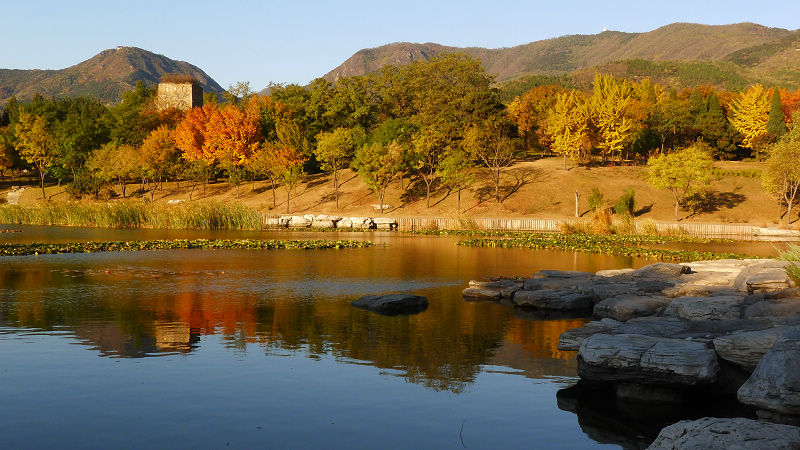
[{"left": 0, "top": 201, "right": 261, "bottom": 230}]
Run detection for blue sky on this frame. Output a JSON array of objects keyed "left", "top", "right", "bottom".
[{"left": 2, "top": 0, "right": 798, "bottom": 90}]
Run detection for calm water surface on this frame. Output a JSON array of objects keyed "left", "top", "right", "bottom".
[{"left": 0, "top": 227, "right": 785, "bottom": 449}]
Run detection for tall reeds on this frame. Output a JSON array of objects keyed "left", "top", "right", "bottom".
[{"left": 0, "top": 201, "right": 261, "bottom": 230}]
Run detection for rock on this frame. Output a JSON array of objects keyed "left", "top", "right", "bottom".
[
  {"left": 634, "top": 279, "right": 676, "bottom": 293},
  {"left": 372, "top": 217, "right": 397, "bottom": 230},
  {"left": 593, "top": 295, "right": 672, "bottom": 322},
  {"left": 595, "top": 268, "right": 635, "bottom": 278},
  {"left": 351, "top": 294, "right": 428, "bottom": 315},
  {"left": 287, "top": 215, "right": 312, "bottom": 228},
  {"left": 745, "top": 299, "right": 800, "bottom": 319},
  {"left": 578, "top": 281, "right": 642, "bottom": 301},
  {"left": 578, "top": 333, "right": 719, "bottom": 386},
  {"left": 522, "top": 277, "right": 587, "bottom": 291},
  {"left": 738, "top": 325, "right": 800, "bottom": 416},
  {"left": 632, "top": 263, "right": 691, "bottom": 279},
  {"left": 558, "top": 319, "right": 623, "bottom": 351},
  {"left": 262, "top": 216, "right": 282, "bottom": 228},
  {"left": 512, "top": 289, "right": 594, "bottom": 311},
  {"left": 647, "top": 417, "right": 800, "bottom": 450},
  {"left": 343, "top": 217, "right": 373, "bottom": 229},
  {"left": 764, "top": 288, "right": 800, "bottom": 300},
  {"left": 531, "top": 270, "right": 594, "bottom": 279},
  {"left": 663, "top": 283, "right": 741, "bottom": 298},
  {"left": 461, "top": 287, "right": 501, "bottom": 300},
  {"left": 663, "top": 295, "right": 748, "bottom": 321},
  {"left": 732, "top": 260, "right": 792, "bottom": 292},
  {"left": 466, "top": 279, "right": 522, "bottom": 298},
  {"left": 713, "top": 327, "right": 789, "bottom": 371},
  {"left": 310, "top": 215, "right": 340, "bottom": 229},
  {"left": 746, "top": 268, "right": 795, "bottom": 294}
]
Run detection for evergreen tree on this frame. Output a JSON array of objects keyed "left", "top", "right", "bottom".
[{"left": 767, "top": 88, "right": 787, "bottom": 142}]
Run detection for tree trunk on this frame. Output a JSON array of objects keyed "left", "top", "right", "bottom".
[
  {"left": 786, "top": 200, "right": 794, "bottom": 226},
  {"left": 674, "top": 200, "right": 680, "bottom": 222},
  {"left": 574, "top": 191, "right": 580, "bottom": 218},
  {"left": 379, "top": 189, "right": 385, "bottom": 214},
  {"left": 270, "top": 178, "right": 277, "bottom": 208},
  {"left": 426, "top": 180, "right": 431, "bottom": 208},
  {"left": 564, "top": 154, "right": 567, "bottom": 170},
  {"left": 457, "top": 188, "right": 461, "bottom": 213},
  {"left": 286, "top": 186, "right": 291, "bottom": 214},
  {"left": 494, "top": 169, "right": 501, "bottom": 203},
  {"left": 39, "top": 168, "right": 46, "bottom": 200}
]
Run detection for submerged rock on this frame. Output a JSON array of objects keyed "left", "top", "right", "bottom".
[
  {"left": 647, "top": 417, "right": 800, "bottom": 450},
  {"left": 351, "top": 294, "right": 428, "bottom": 315},
  {"left": 578, "top": 333, "right": 719, "bottom": 386}
]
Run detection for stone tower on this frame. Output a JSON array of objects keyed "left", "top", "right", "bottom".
[{"left": 156, "top": 75, "right": 203, "bottom": 111}]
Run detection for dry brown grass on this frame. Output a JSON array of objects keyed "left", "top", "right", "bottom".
[{"left": 1, "top": 157, "right": 781, "bottom": 225}]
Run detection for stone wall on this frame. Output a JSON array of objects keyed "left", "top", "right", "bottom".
[{"left": 156, "top": 82, "right": 203, "bottom": 111}]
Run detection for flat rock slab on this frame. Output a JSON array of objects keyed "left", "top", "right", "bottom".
[
  {"left": 466, "top": 279, "right": 522, "bottom": 298},
  {"left": 462, "top": 287, "right": 501, "bottom": 300},
  {"left": 663, "top": 295, "right": 748, "bottom": 321},
  {"left": 352, "top": 294, "right": 428, "bottom": 315},
  {"left": 531, "top": 270, "right": 594, "bottom": 279},
  {"left": 647, "top": 417, "right": 800, "bottom": 450},
  {"left": 558, "top": 319, "right": 622, "bottom": 351},
  {"left": 745, "top": 298, "right": 800, "bottom": 319},
  {"left": 578, "top": 333, "right": 719, "bottom": 386},
  {"left": 594, "top": 295, "right": 672, "bottom": 322},
  {"left": 523, "top": 277, "right": 587, "bottom": 291},
  {"left": 713, "top": 327, "right": 789, "bottom": 371},
  {"left": 632, "top": 263, "right": 691, "bottom": 279},
  {"left": 738, "top": 325, "right": 800, "bottom": 415},
  {"left": 513, "top": 289, "right": 594, "bottom": 311}
]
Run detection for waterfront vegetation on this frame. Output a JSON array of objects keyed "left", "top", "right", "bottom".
[
  {"left": 451, "top": 232, "right": 753, "bottom": 262},
  {"left": 0, "top": 201, "right": 261, "bottom": 229},
  {"left": 0, "top": 238, "right": 373, "bottom": 256}
]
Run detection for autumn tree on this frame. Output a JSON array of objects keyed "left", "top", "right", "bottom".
[
  {"left": 729, "top": 84, "right": 770, "bottom": 153},
  {"left": 545, "top": 91, "right": 591, "bottom": 169},
  {"left": 763, "top": 140, "right": 800, "bottom": 224},
  {"left": 355, "top": 141, "right": 404, "bottom": 213},
  {"left": 270, "top": 144, "right": 306, "bottom": 214},
  {"left": 463, "top": 118, "right": 517, "bottom": 203},
  {"left": 140, "top": 125, "right": 179, "bottom": 200},
  {"left": 507, "top": 85, "right": 564, "bottom": 153},
  {"left": 15, "top": 112, "right": 56, "bottom": 199},
  {"left": 314, "top": 127, "right": 365, "bottom": 209},
  {"left": 590, "top": 73, "right": 635, "bottom": 159},
  {"left": 86, "top": 143, "right": 142, "bottom": 198},
  {"left": 647, "top": 142, "right": 714, "bottom": 221}
]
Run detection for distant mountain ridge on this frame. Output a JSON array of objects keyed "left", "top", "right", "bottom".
[
  {"left": 0, "top": 47, "right": 225, "bottom": 104},
  {"left": 323, "top": 23, "right": 800, "bottom": 89}
]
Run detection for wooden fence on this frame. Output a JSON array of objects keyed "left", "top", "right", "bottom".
[{"left": 262, "top": 214, "right": 774, "bottom": 239}]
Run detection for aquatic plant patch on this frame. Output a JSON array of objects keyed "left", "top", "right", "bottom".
[
  {"left": 0, "top": 239, "right": 374, "bottom": 256},
  {"left": 454, "top": 233, "right": 754, "bottom": 262}
]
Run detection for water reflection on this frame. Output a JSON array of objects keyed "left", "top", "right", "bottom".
[{"left": 0, "top": 232, "right": 619, "bottom": 393}]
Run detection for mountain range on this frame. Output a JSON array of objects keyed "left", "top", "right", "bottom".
[
  {"left": 324, "top": 23, "right": 800, "bottom": 94},
  {"left": 2, "top": 22, "right": 799, "bottom": 106},
  {"left": 0, "top": 46, "right": 224, "bottom": 105}
]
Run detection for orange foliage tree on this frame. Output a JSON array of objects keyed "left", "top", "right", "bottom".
[{"left": 507, "top": 85, "right": 565, "bottom": 153}]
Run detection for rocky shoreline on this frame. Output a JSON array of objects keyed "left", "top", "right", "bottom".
[{"left": 464, "top": 258, "right": 800, "bottom": 448}]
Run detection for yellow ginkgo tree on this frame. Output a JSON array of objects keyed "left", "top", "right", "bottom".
[{"left": 730, "top": 84, "right": 771, "bottom": 152}]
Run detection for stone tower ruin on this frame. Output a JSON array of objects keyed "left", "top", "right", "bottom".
[{"left": 156, "top": 75, "right": 203, "bottom": 111}]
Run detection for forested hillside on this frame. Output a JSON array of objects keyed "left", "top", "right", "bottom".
[{"left": 0, "top": 47, "right": 224, "bottom": 104}]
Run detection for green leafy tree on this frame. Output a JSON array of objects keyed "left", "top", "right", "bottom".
[
  {"left": 437, "top": 147, "right": 474, "bottom": 212},
  {"left": 15, "top": 112, "right": 56, "bottom": 199},
  {"left": 647, "top": 142, "right": 714, "bottom": 221},
  {"left": 86, "top": 143, "right": 142, "bottom": 198},
  {"left": 763, "top": 141, "right": 800, "bottom": 224},
  {"left": 355, "top": 141, "right": 404, "bottom": 213},
  {"left": 694, "top": 91, "right": 740, "bottom": 159},
  {"left": 767, "top": 88, "right": 788, "bottom": 142},
  {"left": 649, "top": 92, "right": 692, "bottom": 153},
  {"left": 314, "top": 127, "right": 365, "bottom": 209}
]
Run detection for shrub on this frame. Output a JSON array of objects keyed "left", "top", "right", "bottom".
[
  {"left": 779, "top": 245, "right": 800, "bottom": 285},
  {"left": 588, "top": 187, "right": 605, "bottom": 212},
  {"left": 613, "top": 188, "right": 636, "bottom": 217},
  {"left": 638, "top": 219, "right": 660, "bottom": 236}
]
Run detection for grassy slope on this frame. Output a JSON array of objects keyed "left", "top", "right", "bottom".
[{"left": 4, "top": 157, "right": 784, "bottom": 227}]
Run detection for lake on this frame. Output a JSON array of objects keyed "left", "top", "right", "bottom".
[{"left": 0, "top": 227, "right": 785, "bottom": 449}]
